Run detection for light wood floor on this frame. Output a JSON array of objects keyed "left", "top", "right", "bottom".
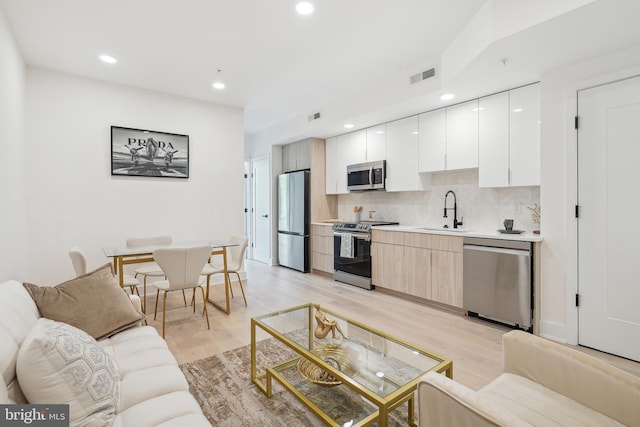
[{"left": 144, "top": 260, "right": 640, "bottom": 391}]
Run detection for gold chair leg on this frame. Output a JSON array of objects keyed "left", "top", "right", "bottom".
[
  {"left": 200, "top": 286, "right": 210, "bottom": 330},
  {"left": 154, "top": 290, "right": 160, "bottom": 320},
  {"left": 181, "top": 289, "right": 187, "bottom": 305},
  {"left": 204, "top": 275, "right": 211, "bottom": 314},
  {"left": 142, "top": 276, "right": 148, "bottom": 314},
  {"left": 228, "top": 272, "right": 235, "bottom": 298},
  {"left": 233, "top": 271, "right": 247, "bottom": 306},
  {"left": 192, "top": 289, "right": 196, "bottom": 312},
  {"left": 162, "top": 291, "right": 167, "bottom": 339}
]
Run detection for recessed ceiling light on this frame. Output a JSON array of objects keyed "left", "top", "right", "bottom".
[
  {"left": 375, "top": 131, "right": 384, "bottom": 134},
  {"left": 212, "top": 81, "right": 226, "bottom": 90},
  {"left": 513, "top": 108, "right": 523, "bottom": 113},
  {"left": 440, "top": 93, "right": 455, "bottom": 101},
  {"left": 344, "top": 123, "right": 354, "bottom": 129},
  {"left": 296, "top": 1, "right": 314, "bottom": 15},
  {"left": 412, "top": 131, "right": 419, "bottom": 135},
  {"left": 99, "top": 54, "right": 117, "bottom": 64},
  {"left": 472, "top": 107, "right": 484, "bottom": 112}
]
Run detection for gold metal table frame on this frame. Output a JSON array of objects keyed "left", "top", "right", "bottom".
[
  {"left": 251, "top": 303, "right": 453, "bottom": 427},
  {"left": 103, "top": 240, "right": 238, "bottom": 315}
]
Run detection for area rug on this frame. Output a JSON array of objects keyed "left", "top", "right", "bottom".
[{"left": 179, "top": 338, "right": 410, "bottom": 426}]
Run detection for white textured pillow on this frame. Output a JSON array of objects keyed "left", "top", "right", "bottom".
[{"left": 16, "top": 318, "right": 119, "bottom": 427}]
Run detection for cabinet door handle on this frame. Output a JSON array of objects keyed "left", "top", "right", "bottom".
[{"left": 261, "top": 214, "right": 268, "bottom": 218}]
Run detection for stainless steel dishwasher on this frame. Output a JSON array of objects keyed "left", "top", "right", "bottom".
[{"left": 463, "top": 237, "right": 533, "bottom": 330}]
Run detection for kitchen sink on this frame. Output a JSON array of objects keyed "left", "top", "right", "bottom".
[{"left": 417, "top": 226, "right": 469, "bottom": 233}]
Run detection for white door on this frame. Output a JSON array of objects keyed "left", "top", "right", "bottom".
[
  {"left": 577, "top": 74, "right": 640, "bottom": 361},
  {"left": 243, "top": 161, "right": 251, "bottom": 258},
  {"left": 252, "top": 155, "right": 270, "bottom": 264}
]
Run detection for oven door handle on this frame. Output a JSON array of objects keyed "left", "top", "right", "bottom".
[{"left": 333, "top": 232, "right": 370, "bottom": 241}]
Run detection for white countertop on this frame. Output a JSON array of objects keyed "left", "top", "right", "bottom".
[
  {"left": 313, "top": 222, "right": 542, "bottom": 242},
  {"left": 372, "top": 224, "right": 543, "bottom": 242}
]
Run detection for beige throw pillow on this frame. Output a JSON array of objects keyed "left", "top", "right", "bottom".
[
  {"left": 23, "top": 263, "right": 143, "bottom": 340},
  {"left": 17, "top": 318, "right": 119, "bottom": 427}
]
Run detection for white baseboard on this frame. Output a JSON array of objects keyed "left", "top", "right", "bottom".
[{"left": 538, "top": 320, "right": 567, "bottom": 344}]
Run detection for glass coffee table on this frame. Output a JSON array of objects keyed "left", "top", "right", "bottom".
[{"left": 251, "top": 303, "right": 453, "bottom": 427}]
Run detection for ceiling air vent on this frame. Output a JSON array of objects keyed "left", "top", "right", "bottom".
[
  {"left": 409, "top": 67, "right": 436, "bottom": 85},
  {"left": 308, "top": 112, "right": 321, "bottom": 122}
]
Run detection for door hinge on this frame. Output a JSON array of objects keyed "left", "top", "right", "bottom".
[
  {"left": 244, "top": 208, "right": 248, "bottom": 213},
  {"left": 244, "top": 173, "right": 248, "bottom": 179},
  {"left": 575, "top": 205, "right": 580, "bottom": 218},
  {"left": 575, "top": 293, "right": 580, "bottom": 307},
  {"left": 574, "top": 116, "right": 579, "bottom": 129}
]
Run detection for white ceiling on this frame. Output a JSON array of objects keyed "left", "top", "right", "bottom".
[{"left": 2, "top": 0, "right": 640, "bottom": 146}]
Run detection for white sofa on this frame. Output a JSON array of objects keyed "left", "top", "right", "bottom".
[
  {"left": 0, "top": 280, "right": 211, "bottom": 427},
  {"left": 418, "top": 330, "right": 640, "bottom": 427}
]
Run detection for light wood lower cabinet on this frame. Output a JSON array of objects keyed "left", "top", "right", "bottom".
[
  {"left": 372, "top": 230, "right": 463, "bottom": 308},
  {"left": 403, "top": 246, "right": 431, "bottom": 299},
  {"left": 372, "top": 241, "right": 404, "bottom": 293},
  {"left": 431, "top": 250, "right": 463, "bottom": 307},
  {"left": 312, "top": 225, "right": 334, "bottom": 273}
]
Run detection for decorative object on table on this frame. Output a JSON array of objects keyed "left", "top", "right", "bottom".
[
  {"left": 313, "top": 304, "right": 348, "bottom": 340},
  {"left": 528, "top": 202, "right": 541, "bottom": 234},
  {"left": 111, "top": 126, "right": 189, "bottom": 178},
  {"left": 498, "top": 218, "right": 524, "bottom": 234},
  {"left": 297, "top": 344, "right": 360, "bottom": 387},
  {"left": 503, "top": 219, "right": 514, "bottom": 231},
  {"left": 352, "top": 205, "right": 362, "bottom": 223}
]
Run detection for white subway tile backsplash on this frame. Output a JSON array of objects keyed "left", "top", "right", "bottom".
[{"left": 337, "top": 169, "right": 540, "bottom": 231}]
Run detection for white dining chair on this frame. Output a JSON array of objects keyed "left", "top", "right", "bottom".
[
  {"left": 200, "top": 235, "right": 248, "bottom": 306},
  {"left": 126, "top": 235, "right": 173, "bottom": 312},
  {"left": 68, "top": 246, "right": 140, "bottom": 292},
  {"left": 152, "top": 245, "right": 212, "bottom": 338}
]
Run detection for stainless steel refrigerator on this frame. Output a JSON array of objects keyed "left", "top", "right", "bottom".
[{"left": 277, "top": 170, "right": 310, "bottom": 272}]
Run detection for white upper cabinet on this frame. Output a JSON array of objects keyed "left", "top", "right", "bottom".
[
  {"left": 325, "top": 132, "right": 365, "bottom": 195},
  {"left": 366, "top": 124, "right": 386, "bottom": 162},
  {"left": 418, "top": 109, "right": 446, "bottom": 172},
  {"left": 334, "top": 133, "right": 352, "bottom": 194},
  {"left": 509, "top": 83, "right": 540, "bottom": 186},
  {"left": 386, "top": 116, "right": 428, "bottom": 191},
  {"left": 325, "top": 136, "right": 340, "bottom": 194},
  {"left": 446, "top": 99, "right": 479, "bottom": 170},
  {"left": 478, "top": 92, "right": 510, "bottom": 187},
  {"left": 344, "top": 130, "right": 367, "bottom": 166},
  {"left": 478, "top": 83, "right": 540, "bottom": 188}
]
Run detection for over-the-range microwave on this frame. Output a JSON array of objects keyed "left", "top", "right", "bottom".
[{"left": 347, "top": 160, "right": 386, "bottom": 191}]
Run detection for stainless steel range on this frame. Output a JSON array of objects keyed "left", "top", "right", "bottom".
[{"left": 332, "top": 220, "right": 398, "bottom": 289}]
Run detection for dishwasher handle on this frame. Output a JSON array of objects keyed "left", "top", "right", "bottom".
[{"left": 463, "top": 244, "right": 530, "bottom": 257}]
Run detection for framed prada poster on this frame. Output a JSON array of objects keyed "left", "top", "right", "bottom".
[{"left": 111, "top": 126, "right": 189, "bottom": 178}]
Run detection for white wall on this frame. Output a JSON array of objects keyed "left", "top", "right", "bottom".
[
  {"left": 0, "top": 5, "right": 27, "bottom": 282},
  {"left": 24, "top": 68, "right": 244, "bottom": 285},
  {"left": 539, "top": 45, "right": 640, "bottom": 343}
]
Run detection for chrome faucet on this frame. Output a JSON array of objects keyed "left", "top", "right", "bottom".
[{"left": 443, "top": 190, "right": 463, "bottom": 229}]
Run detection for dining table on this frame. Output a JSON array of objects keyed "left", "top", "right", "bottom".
[{"left": 102, "top": 240, "right": 239, "bottom": 315}]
